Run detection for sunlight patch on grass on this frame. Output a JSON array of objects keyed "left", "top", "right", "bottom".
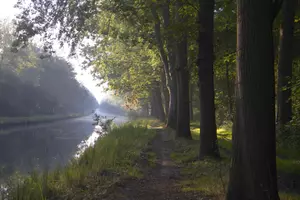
[
  {"left": 277, "top": 157, "right": 300, "bottom": 175},
  {"left": 190, "top": 125, "right": 232, "bottom": 153},
  {"left": 280, "top": 192, "right": 300, "bottom": 200}
]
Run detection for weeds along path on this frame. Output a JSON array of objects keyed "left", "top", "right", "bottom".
[{"left": 105, "top": 128, "right": 208, "bottom": 200}]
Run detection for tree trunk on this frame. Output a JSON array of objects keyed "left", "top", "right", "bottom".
[
  {"left": 151, "top": 3, "right": 177, "bottom": 128},
  {"left": 226, "top": 0, "right": 280, "bottom": 199},
  {"left": 151, "top": 83, "right": 165, "bottom": 121},
  {"left": 141, "top": 102, "right": 149, "bottom": 117},
  {"left": 190, "top": 83, "right": 194, "bottom": 121},
  {"left": 198, "top": 0, "right": 219, "bottom": 158},
  {"left": 167, "top": 81, "right": 177, "bottom": 128},
  {"left": 162, "top": 0, "right": 178, "bottom": 129},
  {"left": 150, "top": 95, "right": 157, "bottom": 118},
  {"left": 175, "top": 0, "right": 191, "bottom": 139},
  {"left": 277, "top": 0, "right": 296, "bottom": 127},
  {"left": 161, "top": 70, "right": 169, "bottom": 116}
]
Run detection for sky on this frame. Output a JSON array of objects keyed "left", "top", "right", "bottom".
[{"left": 0, "top": 0, "right": 107, "bottom": 103}]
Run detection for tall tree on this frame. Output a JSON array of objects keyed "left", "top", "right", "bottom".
[
  {"left": 226, "top": 0, "right": 280, "bottom": 199},
  {"left": 277, "top": 0, "right": 297, "bottom": 127},
  {"left": 151, "top": 2, "right": 178, "bottom": 128},
  {"left": 198, "top": 0, "right": 220, "bottom": 158},
  {"left": 175, "top": 0, "right": 191, "bottom": 138}
]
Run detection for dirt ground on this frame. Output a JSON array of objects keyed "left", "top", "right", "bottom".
[{"left": 104, "top": 129, "right": 210, "bottom": 200}]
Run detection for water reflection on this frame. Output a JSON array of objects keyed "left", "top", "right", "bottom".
[
  {"left": 0, "top": 115, "right": 127, "bottom": 179},
  {"left": 75, "top": 125, "right": 103, "bottom": 158},
  {"left": 75, "top": 115, "right": 128, "bottom": 158}
]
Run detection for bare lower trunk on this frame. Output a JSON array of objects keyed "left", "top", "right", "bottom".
[
  {"left": 167, "top": 80, "right": 177, "bottom": 128},
  {"left": 277, "top": 0, "right": 296, "bottom": 127},
  {"left": 190, "top": 83, "right": 194, "bottom": 121},
  {"left": 161, "top": 70, "right": 169, "bottom": 116},
  {"left": 151, "top": 83, "right": 165, "bottom": 121},
  {"left": 141, "top": 103, "right": 149, "bottom": 117},
  {"left": 198, "top": 0, "right": 219, "bottom": 158},
  {"left": 226, "top": 0, "right": 280, "bottom": 199}
]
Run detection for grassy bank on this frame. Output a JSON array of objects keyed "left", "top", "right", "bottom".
[
  {"left": 5, "top": 119, "right": 158, "bottom": 200},
  {"left": 170, "top": 122, "right": 300, "bottom": 200}
]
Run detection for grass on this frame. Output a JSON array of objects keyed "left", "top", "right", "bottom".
[
  {"left": 4, "top": 119, "right": 158, "bottom": 200},
  {"left": 170, "top": 122, "right": 300, "bottom": 199}
]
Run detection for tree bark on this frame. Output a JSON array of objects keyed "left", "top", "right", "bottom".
[
  {"left": 162, "top": 0, "right": 178, "bottom": 129},
  {"left": 175, "top": 0, "right": 191, "bottom": 139},
  {"left": 150, "top": 83, "right": 165, "bottom": 121},
  {"left": 277, "top": 0, "right": 296, "bottom": 127},
  {"left": 190, "top": 83, "right": 194, "bottom": 121},
  {"left": 226, "top": 0, "right": 280, "bottom": 199},
  {"left": 161, "top": 70, "right": 169, "bottom": 116},
  {"left": 198, "top": 0, "right": 220, "bottom": 158}
]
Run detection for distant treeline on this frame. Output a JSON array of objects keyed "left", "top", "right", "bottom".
[{"left": 0, "top": 20, "right": 98, "bottom": 117}]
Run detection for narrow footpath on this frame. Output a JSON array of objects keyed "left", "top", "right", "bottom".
[{"left": 105, "top": 129, "right": 209, "bottom": 200}]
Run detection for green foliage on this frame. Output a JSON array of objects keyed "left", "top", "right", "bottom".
[{"left": 83, "top": 38, "right": 161, "bottom": 109}]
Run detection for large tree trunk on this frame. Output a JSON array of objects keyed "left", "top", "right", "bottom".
[
  {"left": 190, "top": 83, "right": 194, "bottom": 121},
  {"left": 175, "top": 0, "right": 191, "bottom": 139},
  {"left": 198, "top": 0, "right": 219, "bottom": 158},
  {"left": 277, "top": 0, "right": 296, "bottom": 127},
  {"left": 226, "top": 0, "right": 280, "bottom": 199},
  {"left": 151, "top": 3, "right": 177, "bottom": 128}
]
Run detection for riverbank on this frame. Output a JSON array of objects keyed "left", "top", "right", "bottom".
[
  {"left": 0, "top": 114, "right": 84, "bottom": 130},
  {"left": 5, "top": 120, "right": 299, "bottom": 199},
  {"left": 4, "top": 119, "right": 160, "bottom": 199}
]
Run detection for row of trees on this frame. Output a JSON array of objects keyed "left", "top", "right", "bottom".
[
  {"left": 0, "top": 20, "right": 98, "bottom": 117},
  {"left": 12, "top": 0, "right": 300, "bottom": 199}
]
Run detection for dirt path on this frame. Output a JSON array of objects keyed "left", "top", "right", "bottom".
[{"left": 105, "top": 129, "right": 208, "bottom": 200}]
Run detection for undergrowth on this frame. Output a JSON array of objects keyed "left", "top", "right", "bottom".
[
  {"left": 170, "top": 122, "right": 300, "bottom": 200},
  {"left": 5, "top": 119, "right": 158, "bottom": 200}
]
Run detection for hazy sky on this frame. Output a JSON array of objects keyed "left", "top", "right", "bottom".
[{"left": 0, "top": 0, "right": 106, "bottom": 103}]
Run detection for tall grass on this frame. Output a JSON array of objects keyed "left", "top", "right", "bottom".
[{"left": 4, "top": 120, "right": 156, "bottom": 200}]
